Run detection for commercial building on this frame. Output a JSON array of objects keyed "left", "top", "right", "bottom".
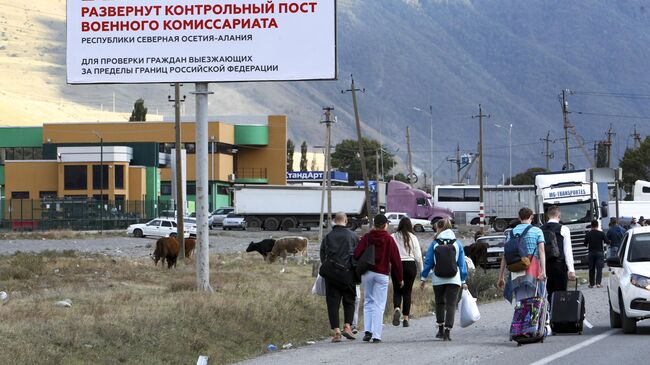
[{"left": 0, "top": 116, "right": 287, "bottom": 229}]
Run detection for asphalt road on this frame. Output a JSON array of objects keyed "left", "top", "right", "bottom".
[{"left": 237, "top": 283, "right": 649, "bottom": 365}]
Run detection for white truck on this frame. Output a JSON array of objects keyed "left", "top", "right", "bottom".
[
  {"left": 233, "top": 185, "right": 367, "bottom": 231},
  {"left": 535, "top": 170, "right": 603, "bottom": 266},
  {"left": 605, "top": 180, "right": 650, "bottom": 227}
]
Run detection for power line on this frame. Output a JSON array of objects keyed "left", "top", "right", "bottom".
[
  {"left": 571, "top": 91, "right": 650, "bottom": 100},
  {"left": 573, "top": 111, "right": 650, "bottom": 120}
]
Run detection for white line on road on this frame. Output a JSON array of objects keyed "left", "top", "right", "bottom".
[{"left": 528, "top": 329, "right": 618, "bottom": 365}]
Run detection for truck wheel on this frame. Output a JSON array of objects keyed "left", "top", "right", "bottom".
[
  {"left": 247, "top": 217, "right": 262, "bottom": 229},
  {"left": 414, "top": 224, "right": 425, "bottom": 233},
  {"left": 264, "top": 217, "right": 280, "bottom": 231},
  {"left": 493, "top": 219, "right": 509, "bottom": 232},
  {"left": 280, "top": 217, "right": 297, "bottom": 231}
]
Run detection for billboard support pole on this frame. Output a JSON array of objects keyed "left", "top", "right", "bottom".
[{"left": 194, "top": 82, "right": 213, "bottom": 293}]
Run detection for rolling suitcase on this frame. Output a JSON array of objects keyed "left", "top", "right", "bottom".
[
  {"left": 510, "top": 280, "right": 548, "bottom": 346},
  {"left": 550, "top": 280, "right": 585, "bottom": 334}
]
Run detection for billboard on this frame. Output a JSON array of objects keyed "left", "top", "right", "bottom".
[{"left": 66, "top": 0, "right": 336, "bottom": 84}]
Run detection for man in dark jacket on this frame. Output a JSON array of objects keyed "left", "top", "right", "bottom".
[
  {"left": 584, "top": 220, "right": 609, "bottom": 288},
  {"left": 320, "top": 212, "right": 359, "bottom": 342},
  {"left": 606, "top": 218, "right": 625, "bottom": 255}
]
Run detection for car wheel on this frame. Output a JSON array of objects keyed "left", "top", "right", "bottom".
[
  {"left": 170, "top": 232, "right": 177, "bottom": 238},
  {"left": 133, "top": 229, "right": 143, "bottom": 238},
  {"left": 414, "top": 224, "right": 424, "bottom": 233},
  {"left": 619, "top": 292, "right": 637, "bottom": 334},
  {"left": 609, "top": 296, "right": 621, "bottom": 328}
]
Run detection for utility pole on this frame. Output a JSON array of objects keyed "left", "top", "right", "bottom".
[
  {"left": 541, "top": 131, "right": 555, "bottom": 171},
  {"left": 169, "top": 83, "right": 187, "bottom": 260},
  {"left": 322, "top": 107, "right": 335, "bottom": 228},
  {"left": 446, "top": 144, "right": 461, "bottom": 183},
  {"left": 561, "top": 89, "right": 571, "bottom": 170},
  {"left": 604, "top": 124, "right": 615, "bottom": 168},
  {"left": 375, "top": 149, "right": 380, "bottom": 183},
  {"left": 342, "top": 75, "right": 373, "bottom": 224},
  {"left": 406, "top": 126, "right": 414, "bottom": 186},
  {"left": 472, "top": 105, "right": 489, "bottom": 231},
  {"left": 631, "top": 124, "right": 642, "bottom": 149}
]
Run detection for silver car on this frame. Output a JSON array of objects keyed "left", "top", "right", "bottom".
[
  {"left": 210, "top": 207, "right": 234, "bottom": 228},
  {"left": 222, "top": 213, "right": 246, "bottom": 230}
]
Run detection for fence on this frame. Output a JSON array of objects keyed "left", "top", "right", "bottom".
[{"left": 1, "top": 199, "right": 175, "bottom": 231}]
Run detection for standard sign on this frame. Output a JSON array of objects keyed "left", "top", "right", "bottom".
[{"left": 66, "top": 0, "right": 336, "bottom": 83}]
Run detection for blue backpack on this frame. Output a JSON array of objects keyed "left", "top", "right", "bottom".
[{"left": 504, "top": 225, "right": 534, "bottom": 272}]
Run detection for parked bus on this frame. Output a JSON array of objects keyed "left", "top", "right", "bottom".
[{"left": 433, "top": 185, "right": 480, "bottom": 225}]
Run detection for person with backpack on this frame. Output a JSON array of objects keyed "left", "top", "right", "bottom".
[
  {"left": 541, "top": 205, "right": 575, "bottom": 302},
  {"left": 583, "top": 219, "right": 609, "bottom": 288},
  {"left": 419, "top": 218, "right": 468, "bottom": 341},
  {"left": 606, "top": 218, "right": 625, "bottom": 256},
  {"left": 497, "top": 207, "right": 547, "bottom": 302},
  {"left": 353, "top": 214, "right": 403, "bottom": 343},
  {"left": 390, "top": 217, "right": 423, "bottom": 328}
]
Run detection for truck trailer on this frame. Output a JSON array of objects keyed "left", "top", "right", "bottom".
[
  {"left": 484, "top": 185, "right": 536, "bottom": 231},
  {"left": 233, "top": 185, "right": 367, "bottom": 231}
]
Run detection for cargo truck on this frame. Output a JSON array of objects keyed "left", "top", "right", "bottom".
[
  {"left": 385, "top": 180, "right": 454, "bottom": 224},
  {"left": 233, "top": 185, "right": 367, "bottom": 231},
  {"left": 484, "top": 185, "right": 536, "bottom": 232}
]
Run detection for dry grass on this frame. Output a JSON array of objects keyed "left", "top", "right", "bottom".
[{"left": 0, "top": 251, "right": 499, "bottom": 365}]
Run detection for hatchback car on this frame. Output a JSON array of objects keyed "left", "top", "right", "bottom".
[
  {"left": 385, "top": 212, "right": 431, "bottom": 232},
  {"left": 476, "top": 234, "right": 506, "bottom": 268},
  {"left": 210, "top": 207, "right": 235, "bottom": 228},
  {"left": 222, "top": 213, "right": 246, "bottom": 230},
  {"left": 607, "top": 226, "right": 650, "bottom": 333},
  {"left": 126, "top": 218, "right": 187, "bottom": 238}
]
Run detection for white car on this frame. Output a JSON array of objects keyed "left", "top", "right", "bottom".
[
  {"left": 385, "top": 212, "right": 431, "bottom": 233},
  {"left": 183, "top": 217, "right": 198, "bottom": 237},
  {"left": 126, "top": 218, "right": 188, "bottom": 238},
  {"left": 222, "top": 213, "right": 247, "bottom": 230},
  {"left": 210, "top": 207, "right": 235, "bottom": 228},
  {"left": 607, "top": 226, "right": 650, "bottom": 333}
]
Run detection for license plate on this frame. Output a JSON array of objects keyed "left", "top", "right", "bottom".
[{"left": 488, "top": 257, "right": 498, "bottom": 262}]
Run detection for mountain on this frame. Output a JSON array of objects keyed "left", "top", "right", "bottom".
[{"left": 2, "top": 0, "right": 650, "bottom": 183}]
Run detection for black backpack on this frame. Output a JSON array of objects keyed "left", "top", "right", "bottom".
[
  {"left": 541, "top": 222, "right": 564, "bottom": 261},
  {"left": 434, "top": 238, "right": 458, "bottom": 278}
]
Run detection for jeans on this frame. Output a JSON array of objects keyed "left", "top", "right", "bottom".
[
  {"left": 325, "top": 279, "right": 356, "bottom": 329},
  {"left": 362, "top": 271, "right": 389, "bottom": 339},
  {"left": 392, "top": 261, "right": 417, "bottom": 316},
  {"left": 588, "top": 252, "right": 604, "bottom": 286},
  {"left": 353, "top": 285, "right": 360, "bottom": 328},
  {"left": 433, "top": 284, "right": 461, "bottom": 328}
]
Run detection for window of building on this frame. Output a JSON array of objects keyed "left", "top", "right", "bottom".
[
  {"left": 39, "top": 191, "right": 57, "bottom": 199},
  {"left": 184, "top": 143, "right": 196, "bottom": 154},
  {"left": 115, "top": 165, "right": 125, "bottom": 189},
  {"left": 33, "top": 148, "right": 42, "bottom": 160},
  {"left": 11, "top": 191, "right": 29, "bottom": 199},
  {"left": 161, "top": 182, "right": 172, "bottom": 196},
  {"left": 92, "top": 165, "right": 109, "bottom": 190},
  {"left": 64, "top": 165, "right": 87, "bottom": 190},
  {"left": 217, "top": 185, "right": 229, "bottom": 195},
  {"left": 64, "top": 195, "right": 88, "bottom": 200},
  {"left": 92, "top": 194, "right": 109, "bottom": 202},
  {"left": 187, "top": 183, "right": 196, "bottom": 195},
  {"left": 5, "top": 148, "right": 14, "bottom": 160}
]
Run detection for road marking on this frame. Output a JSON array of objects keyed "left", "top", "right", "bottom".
[{"left": 528, "top": 329, "right": 618, "bottom": 365}]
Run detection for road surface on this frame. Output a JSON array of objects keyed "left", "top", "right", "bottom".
[{"left": 238, "top": 284, "right": 649, "bottom": 365}]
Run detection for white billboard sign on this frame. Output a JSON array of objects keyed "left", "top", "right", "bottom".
[{"left": 66, "top": 0, "right": 336, "bottom": 84}]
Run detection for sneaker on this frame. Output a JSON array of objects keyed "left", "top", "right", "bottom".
[
  {"left": 443, "top": 328, "right": 451, "bottom": 341},
  {"left": 596, "top": 284, "right": 603, "bottom": 288},
  {"left": 342, "top": 328, "right": 356, "bottom": 340},
  {"left": 331, "top": 333, "right": 342, "bottom": 343},
  {"left": 435, "top": 326, "right": 444, "bottom": 339},
  {"left": 403, "top": 319, "right": 410, "bottom": 327},
  {"left": 363, "top": 332, "right": 372, "bottom": 342},
  {"left": 371, "top": 338, "right": 382, "bottom": 343},
  {"left": 351, "top": 326, "right": 358, "bottom": 335},
  {"left": 588, "top": 285, "right": 594, "bottom": 289},
  {"left": 392, "top": 308, "right": 402, "bottom": 326}
]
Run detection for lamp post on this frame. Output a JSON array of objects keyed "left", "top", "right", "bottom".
[
  {"left": 92, "top": 131, "right": 104, "bottom": 234},
  {"left": 494, "top": 123, "right": 512, "bottom": 185},
  {"left": 413, "top": 106, "right": 433, "bottom": 193}
]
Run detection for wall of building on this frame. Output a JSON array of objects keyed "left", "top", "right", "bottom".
[
  {"left": 5, "top": 161, "right": 58, "bottom": 199},
  {"left": 236, "top": 116, "right": 287, "bottom": 185}
]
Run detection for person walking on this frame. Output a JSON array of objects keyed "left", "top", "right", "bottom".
[
  {"left": 353, "top": 214, "right": 403, "bottom": 343},
  {"left": 583, "top": 219, "right": 608, "bottom": 288},
  {"left": 629, "top": 217, "right": 641, "bottom": 229},
  {"left": 319, "top": 212, "right": 359, "bottom": 342},
  {"left": 420, "top": 218, "right": 468, "bottom": 341},
  {"left": 390, "top": 217, "right": 423, "bottom": 328},
  {"left": 606, "top": 218, "right": 625, "bottom": 256},
  {"left": 542, "top": 205, "right": 575, "bottom": 302}
]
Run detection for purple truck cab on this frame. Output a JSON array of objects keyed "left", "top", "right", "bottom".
[{"left": 386, "top": 181, "right": 453, "bottom": 224}]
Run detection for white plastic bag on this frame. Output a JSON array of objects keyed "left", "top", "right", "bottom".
[
  {"left": 460, "top": 288, "right": 480, "bottom": 328},
  {"left": 311, "top": 275, "right": 326, "bottom": 296}
]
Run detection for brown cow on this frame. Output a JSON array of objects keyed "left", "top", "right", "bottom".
[
  {"left": 152, "top": 237, "right": 180, "bottom": 269},
  {"left": 183, "top": 238, "right": 196, "bottom": 260},
  {"left": 268, "top": 236, "right": 308, "bottom": 265},
  {"left": 464, "top": 241, "right": 489, "bottom": 272}
]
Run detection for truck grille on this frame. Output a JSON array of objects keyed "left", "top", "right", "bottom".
[{"left": 568, "top": 227, "right": 589, "bottom": 266}]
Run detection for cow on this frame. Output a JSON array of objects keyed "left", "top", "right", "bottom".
[
  {"left": 152, "top": 237, "right": 180, "bottom": 269},
  {"left": 464, "top": 241, "right": 489, "bottom": 272},
  {"left": 268, "top": 236, "right": 308, "bottom": 265},
  {"left": 246, "top": 239, "right": 276, "bottom": 261},
  {"left": 183, "top": 238, "right": 196, "bottom": 260}
]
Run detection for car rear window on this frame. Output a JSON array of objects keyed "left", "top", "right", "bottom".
[
  {"left": 628, "top": 233, "right": 650, "bottom": 262},
  {"left": 479, "top": 236, "right": 506, "bottom": 247}
]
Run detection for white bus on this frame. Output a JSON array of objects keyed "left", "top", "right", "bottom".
[{"left": 433, "top": 185, "right": 480, "bottom": 225}]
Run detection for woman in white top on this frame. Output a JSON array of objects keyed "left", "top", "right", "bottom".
[{"left": 390, "top": 217, "right": 423, "bottom": 327}]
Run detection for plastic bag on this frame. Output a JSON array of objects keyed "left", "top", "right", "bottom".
[
  {"left": 460, "top": 288, "right": 480, "bottom": 328},
  {"left": 311, "top": 275, "right": 326, "bottom": 296}
]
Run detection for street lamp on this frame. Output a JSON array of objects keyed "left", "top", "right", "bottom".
[
  {"left": 92, "top": 131, "right": 104, "bottom": 234},
  {"left": 494, "top": 123, "right": 513, "bottom": 185},
  {"left": 413, "top": 106, "right": 433, "bottom": 193}
]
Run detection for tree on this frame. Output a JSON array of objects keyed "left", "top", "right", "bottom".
[
  {"left": 331, "top": 138, "right": 396, "bottom": 183},
  {"left": 507, "top": 167, "right": 549, "bottom": 185},
  {"left": 300, "top": 141, "right": 308, "bottom": 171},
  {"left": 619, "top": 136, "right": 650, "bottom": 197},
  {"left": 391, "top": 173, "right": 409, "bottom": 183},
  {"left": 286, "top": 139, "right": 295, "bottom": 172},
  {"left": 129, "top": 98, "right": 147, "bottom": 122}
]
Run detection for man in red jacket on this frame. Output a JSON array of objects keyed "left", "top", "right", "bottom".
[{"left": 354, "top": 214, "right": 403, "bottom": 343}]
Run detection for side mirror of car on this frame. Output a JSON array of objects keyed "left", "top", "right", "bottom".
[{"left": 606, "top": 255, "right": 622, "bottom": 268}]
